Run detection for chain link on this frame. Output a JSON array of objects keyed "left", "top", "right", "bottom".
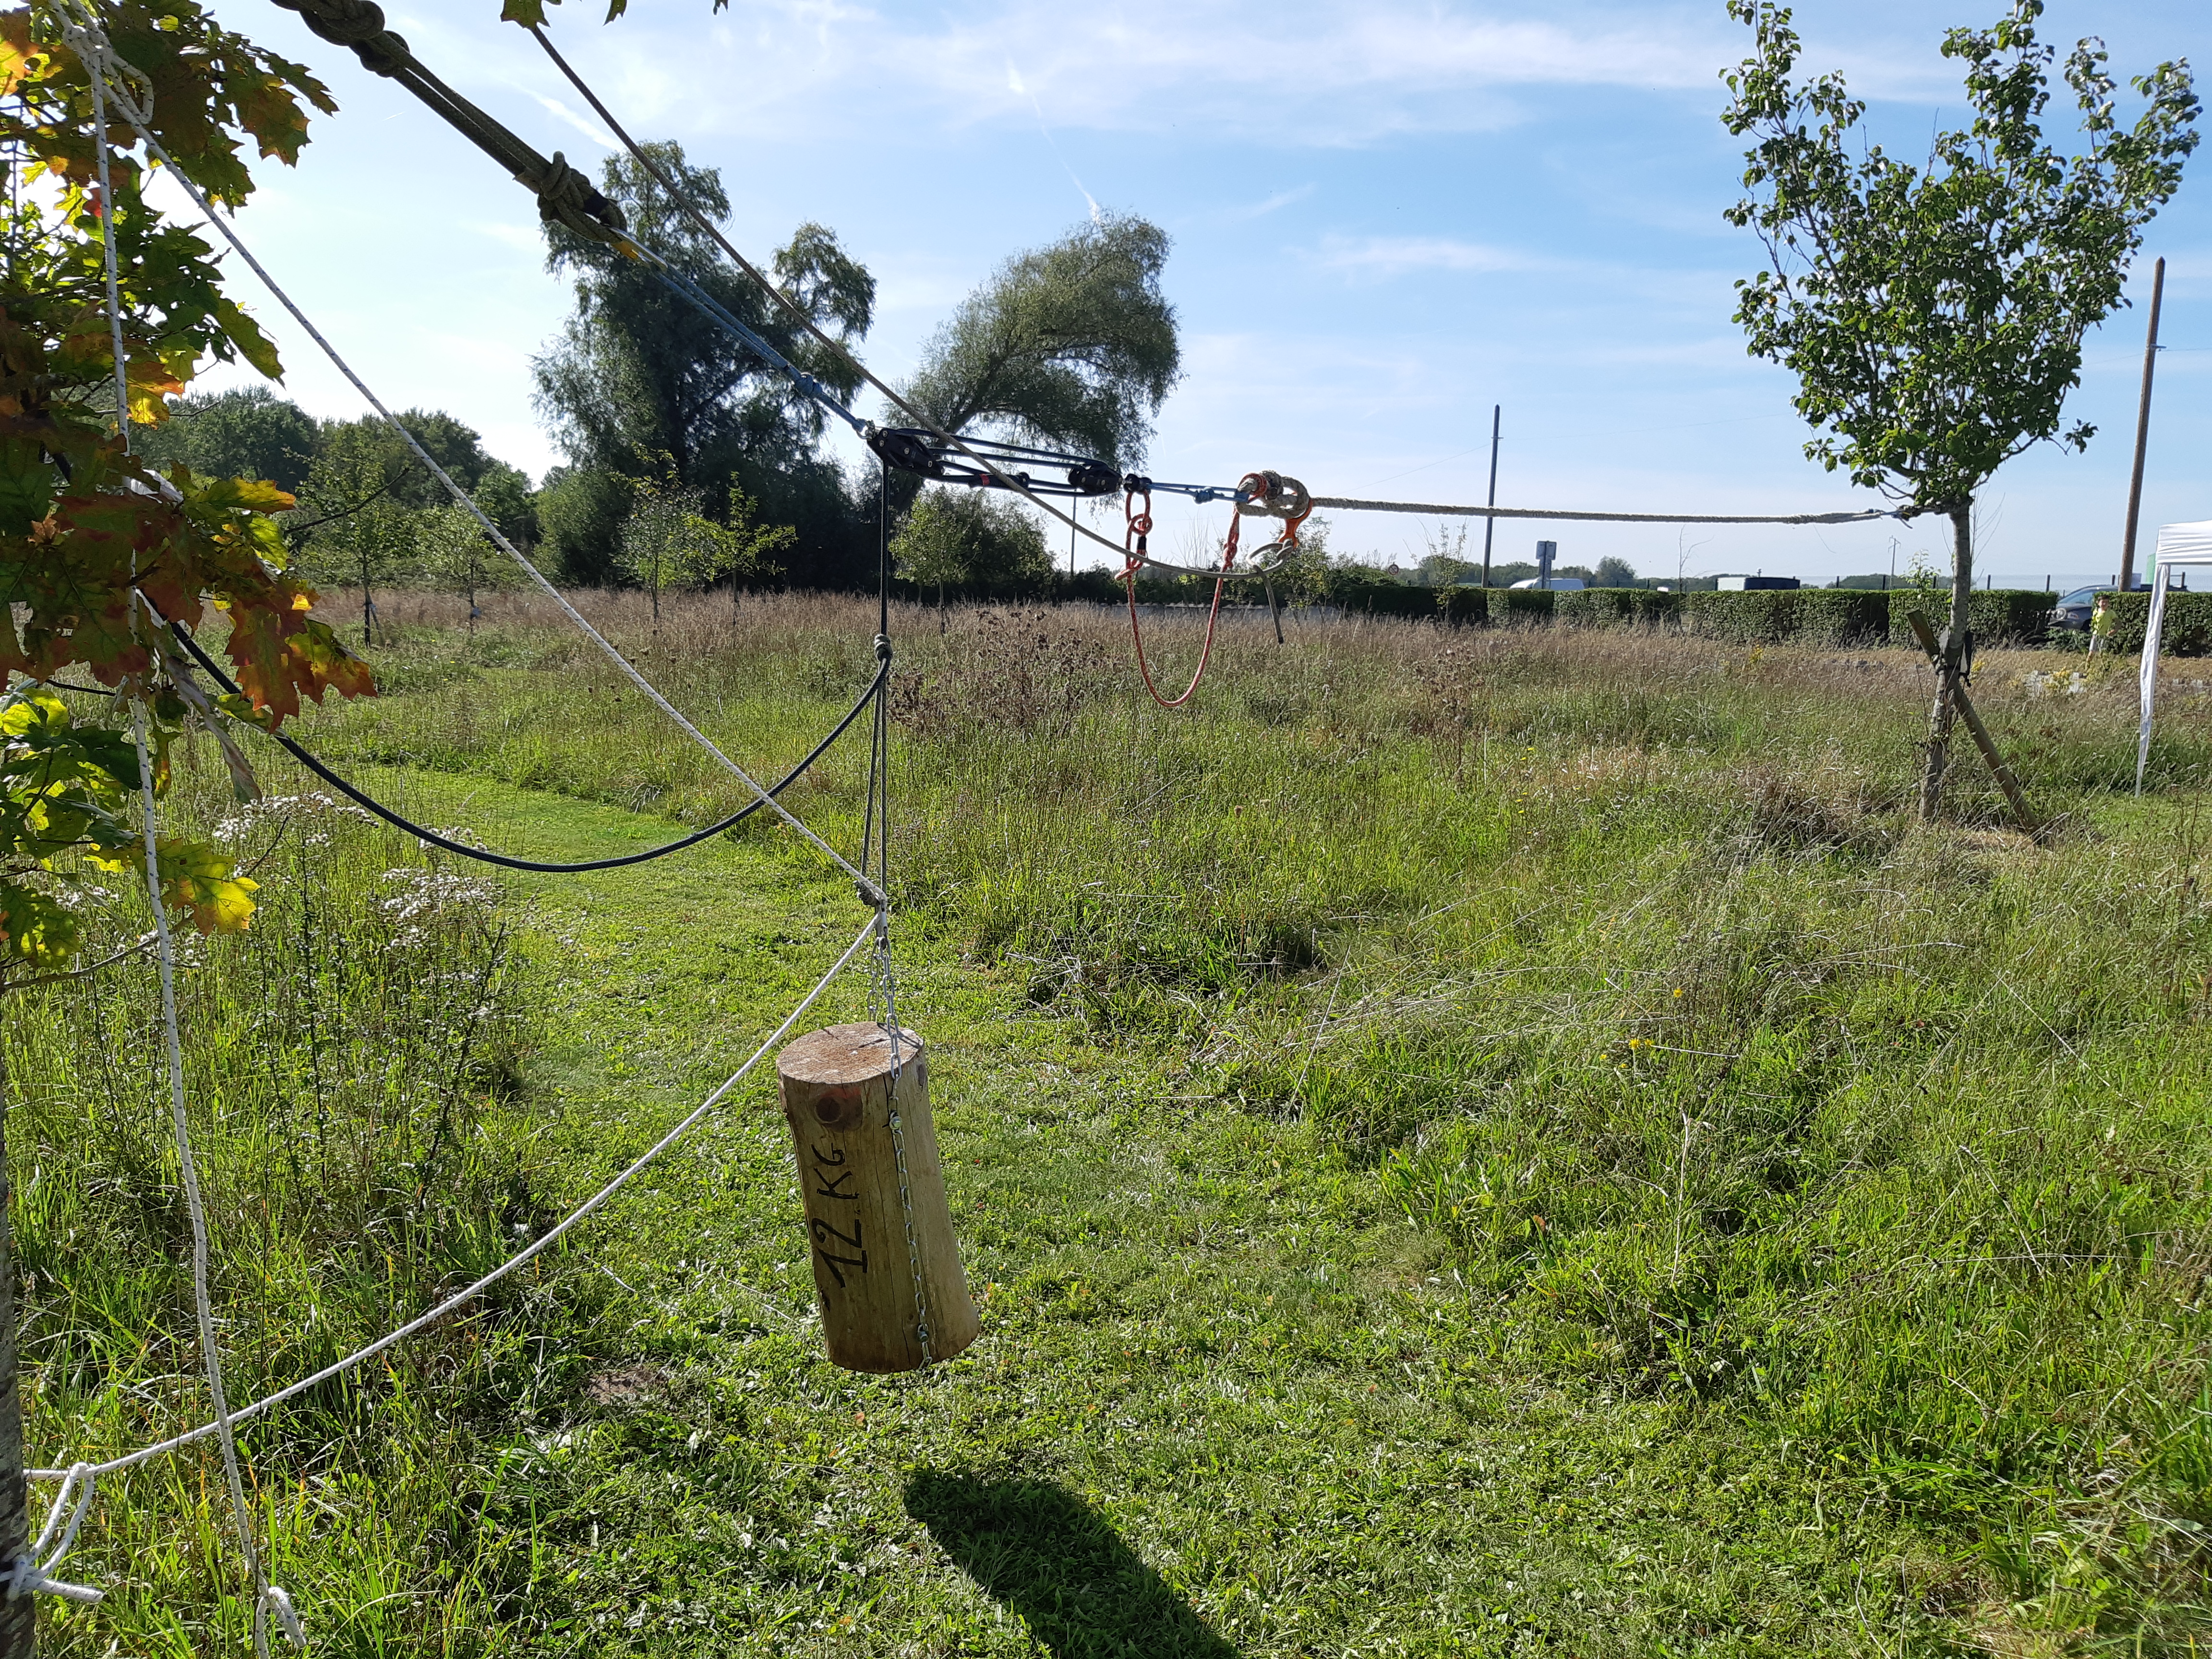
[{"left": 865, "top": 628, "right": 930, "bottom": 1364}]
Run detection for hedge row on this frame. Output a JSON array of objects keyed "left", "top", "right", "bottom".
[
  {"left": 912, "top": 572, "right": 2143, "bottom": 650},
  {"left": 2095, "top": 590, "right": 2212, "bottom": 656}
]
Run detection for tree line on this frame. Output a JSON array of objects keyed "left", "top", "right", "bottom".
[{"left": 139, "top": 137, "right": 1188, "bottom": 632}]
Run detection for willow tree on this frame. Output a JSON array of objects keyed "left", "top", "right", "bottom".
[
  {"left": 902, "top": 214, "right": 1181, "bottom": 482},
  {"left": 1721, "top": 0, "right": 2197, "bottom": 817}
]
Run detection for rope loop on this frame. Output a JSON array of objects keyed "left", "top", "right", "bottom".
[
  {"left": 1233, "top": 470, "right": 1313, "bottom": 571},
  {"left": 7, "top": 1462, "right": 102, "bottom": 1607},
  {"left": 53, "top": 1, "right": 152, "bottom": 126},
  {"left": 1119, "top": 477, "right": 1250, "bottom": 709}
]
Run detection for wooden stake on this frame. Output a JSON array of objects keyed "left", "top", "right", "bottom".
[
  {"left": 1905, "top": 610, "right": 2042, "bottom": 838},
  {"left": 776, "top": 1024, "right": 978, "bottom": 1373}
]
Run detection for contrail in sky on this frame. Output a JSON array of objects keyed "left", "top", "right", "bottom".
[{"left": 1007, "top": 61, "right": 1103, "bottom": 224}]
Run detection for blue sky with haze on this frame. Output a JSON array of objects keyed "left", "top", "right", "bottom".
[{"left": 190, "top": 0, "right": 2211, "bottom": 586}]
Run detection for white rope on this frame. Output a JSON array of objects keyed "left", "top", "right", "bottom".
[
  {"left": 131, "top": 702, "right": 293, "bottom": 1656},
  {"left": 5, "top": 1462, "right": 101, "bottom": 1607},
  {"left": 71, "top": 1, "right": 132, "bottom": 456},
  {"left": 61, "top": 10, "right": 879, "bottom": 906},
  {"left": 32, "top": 910, "right": 877, "bottom": 1484},
  {"left": 1305, "top": 495, "right": 1891, "bottom": 526}
]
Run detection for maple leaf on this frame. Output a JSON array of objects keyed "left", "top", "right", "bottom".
[
  {"left": 155, "top": 834, "right": 257, "bottom": 933},
  {"left": 0, "top": 886, "right": 81, "bottom": 968}
]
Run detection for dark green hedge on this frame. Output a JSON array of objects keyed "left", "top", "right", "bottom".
[
  {"left": 1491, "top": 589, "right": 1555, "bottom": 625},
  {"left": 1554, "top": 588, "right": 1683, "bottom": 628},
  {"left": 1793, "top": 591, "right": 1891, "bottom": 645},
  {"left": 1681, "top": 589, "right": 1804, "bottom": 643},
  {"left": 1326, "top": 576, "right": 1453, "bottom": 621},
  {"left": 1886, "top": 589, "right": 2056, "bottom": 646},
  {"left": 2100, "top": 591, "right": 2212, "bottom": 656}
]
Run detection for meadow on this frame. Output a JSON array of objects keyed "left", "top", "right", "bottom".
[{"left": 17, "top": 588, "right": 2212, "bottom": 1656}]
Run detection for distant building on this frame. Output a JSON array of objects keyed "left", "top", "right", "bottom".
[{"left": 1717, "top": 575, "right": 1800, "bottom": 591}]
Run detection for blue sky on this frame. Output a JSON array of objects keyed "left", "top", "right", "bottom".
[{"left": 189, "top": 0, "right": 2211, "bottom": 585}]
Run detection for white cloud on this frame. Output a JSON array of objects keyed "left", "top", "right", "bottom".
[
  {"left": 466, "top": 3, "right": 1766, "bottom": 150},
  {"left": 1310, "top": 235, "right": 1544, "bottom": 278}
]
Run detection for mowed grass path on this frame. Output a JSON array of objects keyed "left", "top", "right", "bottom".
[{"left": 284, "top": 771, "right": 1948, "bottom": 1656}]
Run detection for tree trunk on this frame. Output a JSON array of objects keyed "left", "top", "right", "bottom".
[
  {"left": 1919, "top": 504, "right": 1973, "bottom": 822},
  {"left": 0, "top": 1048, "right": 34, "bottom": 1658}
]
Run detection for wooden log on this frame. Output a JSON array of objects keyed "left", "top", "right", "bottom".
[{"left": 776, "top": 1022, "right": 979, "bottom": 1373}]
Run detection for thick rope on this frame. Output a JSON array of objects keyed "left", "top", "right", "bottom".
[
  {"left": 1307, "top": 496, "right": 1890, "bottom": 526},
  {"left": 32, "top": 911, "right": 878, "bottom": 1485},
  {"left": 132, "top": 702, "right": 299, "bottom": 1657},
  {"left": 268, "top": 0, "right": 627, "bottom": 244},
  {"left": 66, "top": 14, "right": 881, "bottom": 906},
  {"left": 520, "top": 24, "right": 1215, "bottom": 578},
  {"left": 526, "top": 27, "right": 1899, "bottom": 576}
]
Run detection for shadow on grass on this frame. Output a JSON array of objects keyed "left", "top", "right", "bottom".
[{"left": 906, "top": 1472, "right": 1240, "bottom": 1658}]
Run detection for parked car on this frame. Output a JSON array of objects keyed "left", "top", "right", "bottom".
[
  {"left": 2044, "top": 588, "right": 2150, "bottom": 632},
  {"left": 2050, "top": 585, "right": 2110, "bottom": 631}
]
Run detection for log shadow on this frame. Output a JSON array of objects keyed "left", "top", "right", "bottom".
[{"left": 905, "top": 1471, "right": 1240, "bottom": 1658}]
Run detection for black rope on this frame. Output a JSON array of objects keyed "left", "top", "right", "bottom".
[
  {"left": 30, "top": 677, "right": 118, "bottom": 697},
  {"left": 166, "top": 621, "right": 883, "bottom": 875}
]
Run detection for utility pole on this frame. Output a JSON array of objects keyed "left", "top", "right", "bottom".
[
  {"left": 2119, "top": 255, "right": 2166, "bottom": 594},
  {"left": 1478, "top": 404, "right": 1500, "bottom": 588}
]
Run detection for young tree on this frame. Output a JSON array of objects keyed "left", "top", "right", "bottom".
[
  {"left": 419, "top": 504, "right": 518, "bottom": 637},
  {"left": 891, "top": 491, "right": 1051, "bottom": 628},
  {"left": 289, "top": 421, "right": 425, "bottom": 645},
  {"left": 0, "top": 10, "right": 375, "bottom": 1636},
  {"left": 902, "top": 215, "right": 1180, "bottom": 488},
  {"left": 1721, "top": 0, "right": 2198, "bottom": 817},
  {"left": 694, "top": 484, "right": 796, "bottom": 617}
]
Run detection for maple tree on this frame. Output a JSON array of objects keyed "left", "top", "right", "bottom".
[
  {"left": 0, "top": 1, "right": 375, "bottom": 971},
  {"left": 1721, "top": 0, "right": 2197, "bottom": 816}
]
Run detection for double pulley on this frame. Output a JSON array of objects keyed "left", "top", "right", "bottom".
[{"left": 865, "top": 425, "right": 1122, "bottom": 498}]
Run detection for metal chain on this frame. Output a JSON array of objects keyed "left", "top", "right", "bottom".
[{"left": 866, "top": 475, "right": 929, "bottom": 1363}]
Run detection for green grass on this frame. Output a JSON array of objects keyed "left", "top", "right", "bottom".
[{"left": 20, "top": 587, "right": 2212, "bottom": 1654}]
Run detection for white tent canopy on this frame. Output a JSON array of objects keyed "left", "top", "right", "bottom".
[{"left": 2137, "top": 520, "right": 2212, "bottom": 791}]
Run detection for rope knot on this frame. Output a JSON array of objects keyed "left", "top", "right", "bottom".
[
  {"left": 529, "top": 150, "right": 629, "bottom": 244},
  {"left": 6, "top": 1463, "right": 103, "bottom": 1607},
  {"left": 270, "top": 0, "right": 412, "bottom": 77}
]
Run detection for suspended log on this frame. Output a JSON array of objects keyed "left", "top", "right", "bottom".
[{"left": 775, "top": 1022, "right": 979, "bottom": 1372}]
